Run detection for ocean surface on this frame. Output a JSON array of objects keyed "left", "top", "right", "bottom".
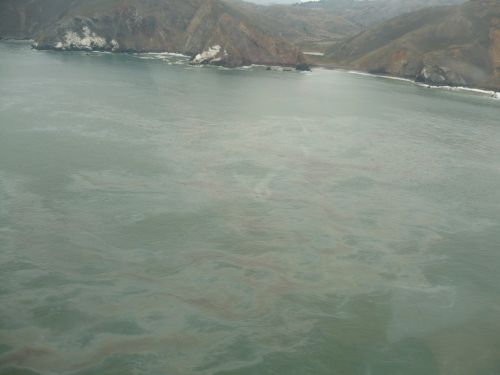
[{"left": 1, "top": 40, "right": 500, "bottom": 375}]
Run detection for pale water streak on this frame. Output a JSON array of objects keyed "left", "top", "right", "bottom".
[{"left": 1, "top": 41, "right": 500, "bottom": 375}]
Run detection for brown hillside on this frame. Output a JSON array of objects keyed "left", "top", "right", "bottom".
[{"left": 328, "top": 0, "right": 500, "bottom": 90}]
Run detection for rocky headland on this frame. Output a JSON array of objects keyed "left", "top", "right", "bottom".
[
  {"left": 1, "top": 0, "right": 306, "bottom": 69},
  {"left": 326, "top": 0, "right": 500, "bottom": 90}
]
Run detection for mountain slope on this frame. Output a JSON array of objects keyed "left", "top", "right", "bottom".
[
  {"left": 299, "top": 0, "right": 465, "bottom": 27},
  {"left": 235, "top": 2, "right": 362, "bottom": 47},
  {"left": 239, "top": 0, "right": 467, "bottom": 54},
  {"left": 327, "top": 0, "right": 500, "bottom": 90},
  {"left": 231, "top": 0, "right": 466, "bottom": 53},
  {"left": 0, "top": 0, "right": 467, "bottom": 56},
  {"left": 0, "top": 0, "right": 305, "bottom": 68},
  {"left": 0, "top": 0, "right": 71, "bottom": 39}
]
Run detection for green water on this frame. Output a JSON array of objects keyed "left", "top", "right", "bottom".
[{"left": 1, "top": 40, "right": 500, "bottom": 375}]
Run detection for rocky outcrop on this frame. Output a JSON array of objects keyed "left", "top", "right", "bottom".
[
  {"left": 180, "top": 1, "right": 305, "bottom": 68},
  {"left": 191, "top": 45, "right": 226, "bottom": 64},
  {"left": 295, "top": 63, "right": 311, "bottom": 71},
  {"left": 49, "top": 26, "right": 119, "bottom": 51},
  {"left": 416, "top": 64, "right": 467, "bottom": 86}
]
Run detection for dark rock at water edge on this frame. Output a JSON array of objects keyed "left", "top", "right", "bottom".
[
  {"left": 415, "top": 64, "right": 467, "bottom": 87},
  {"left": 295, "top": 63, "right": 311, "bottom": 71}
]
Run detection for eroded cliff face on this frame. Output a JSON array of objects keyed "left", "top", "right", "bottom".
[
  {"left": 181, "top": 0, "right": 304, "bottom": 67},
  {"left": 34, "top": 7, "right": 184, "bottom": 53},
  {"left": 2, "top": 0, "right": 305, "bottom": 68}
]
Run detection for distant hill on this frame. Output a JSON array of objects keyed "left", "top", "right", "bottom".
[
  {"left": 237, "top": 0, "right": 467, "bottom": 53},
  {"left": 233, "top": 0, "right": 467, "bottom": 52},
  {"left": 238, "top": 2, "right": 362, "bottom": 47},
  {"left": 327, "top": 0, "right": 500, "bottom": 90},
  {"left": 0, "top": 0, "right": 305, "bottom": 68},
  {"left": 297, "top": 0, "right": 465, "bottom": 27}
]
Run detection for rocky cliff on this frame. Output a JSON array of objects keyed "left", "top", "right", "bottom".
[
  {"left": 0, "top": 0, "right": 305, "bottom": 68},
  {"left": 327, "top": 0, "right": 500, "bottom": 90}
]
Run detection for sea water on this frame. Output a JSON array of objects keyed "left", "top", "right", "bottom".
[{"left": 1, "top": 41, "right": 500, "bottom": 375}]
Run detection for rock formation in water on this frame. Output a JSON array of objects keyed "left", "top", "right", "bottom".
[{"left": 327, "top": 0, "right": 500, "bottom": 90}]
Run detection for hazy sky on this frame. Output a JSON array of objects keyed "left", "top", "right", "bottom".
[{"left": 249, "top": 0, "right": 296, "bottom": 3}]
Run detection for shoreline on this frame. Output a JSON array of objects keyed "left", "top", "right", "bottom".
[
  {"left": 1, "top": 39, "right": 497, "bottom": 99},
  {"left": 311, "top": 64, "right": 499, "bottom": 100},
  {"left": 345, "top": 69, "right": 499, "bottom": 99},
  {"left": 0, "top": 37, "right": 34, "bottom": 42}
]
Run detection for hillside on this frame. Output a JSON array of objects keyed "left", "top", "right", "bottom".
[
  {"left": 0, "top": 0, "right": 70, "bottom": 39},
  {"left": 0, "top": 0, "right": 305, "bottom": 68},
  {"left": 299, "top": 0, "right": 465, "bottom": 27},
  {"left": 327, "top": 0, "right": 500, "bottom": 90},
  {"left": 229, "top": 0, "right": 467, "bottom": 53},
  {"left": 0, "top": 0, "right": 468, "bottom": 58}
]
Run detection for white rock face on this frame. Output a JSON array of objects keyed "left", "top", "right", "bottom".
[
  {"left": 110, "top": 39, "right": 120, "bottom": 51},
  {"left": 192, "top": 45, "right": 224, "bottom": 64},
  {"left": 54, "top": 26, "right": 108, "bottom": 50}
]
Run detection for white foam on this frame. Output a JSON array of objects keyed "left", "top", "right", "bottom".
[
  {"left": 415, "top": 83, "right": 499, "bottom": 98},
  {"left": 343, "top": 69, "right": 499, "bottom": 100},
  {"left": 142, "top": 52, "right": 189, "bottom": 58},
  {"left": 303, "top": 51, "right": 324, "bottom": 56},
  {"left": 346, "top": 70, "right": 414, "bottom": 83},
  {"left": 132, "top": 51, "right": 190, "bottom": 64}
]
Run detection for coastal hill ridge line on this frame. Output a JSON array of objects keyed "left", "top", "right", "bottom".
[{"left": 2, "top": 0, "right": 499, "bottom": 90}]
